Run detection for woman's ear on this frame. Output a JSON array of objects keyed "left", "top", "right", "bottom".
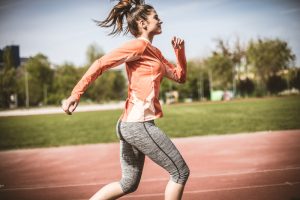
[{"left": 138, "top": 19, "right": 147, "bottom": 30}]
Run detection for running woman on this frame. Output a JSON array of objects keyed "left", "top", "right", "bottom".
[{"left": 62, "top": 0, "right": 190, "bottom": 199}]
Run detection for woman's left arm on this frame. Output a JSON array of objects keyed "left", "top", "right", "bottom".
[{"left": 161, "top": 37, "right": 187, "bottom": 83}]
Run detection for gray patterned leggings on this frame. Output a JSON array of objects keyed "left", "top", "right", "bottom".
[{"left": 116, "top": 120, "right": 190, "bottom": 194}]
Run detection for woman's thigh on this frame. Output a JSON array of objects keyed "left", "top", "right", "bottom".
[{"left": 119, "top": 120, "right": 188, "bottom": 183}]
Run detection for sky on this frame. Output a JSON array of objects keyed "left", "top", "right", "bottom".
[{"left": 1, "top": 0, "right": 300, "bottom": 66}]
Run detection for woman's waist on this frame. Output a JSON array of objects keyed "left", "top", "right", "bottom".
[{"left": 127, "top": 89, "right": 160, "bottom": 102}]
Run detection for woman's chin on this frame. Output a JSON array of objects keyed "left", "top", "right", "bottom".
[{"left": 152, "top": 29, "right": 162, "bottom": 36}]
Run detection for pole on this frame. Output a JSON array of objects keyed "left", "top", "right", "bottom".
[
  {"left": 232, "top": 64, "right": 237, "bottom": 98},
  {"left": 25, "top": 67, "right": 29, "bottom": 108},
  {"left": 43, "top": 84, "right": 48, "bottom": 105},
  {"left": 200, "top": 72, "right": 204, "bottom": 100},
  {"left": 209, "top": 70, "right": 213, "bottom": 100},
  {"left": 198, "top": 75, "right": 201, "bottom": 101},
  {"left": 198, "top": 72, "right": 204, "bottom": 101}
]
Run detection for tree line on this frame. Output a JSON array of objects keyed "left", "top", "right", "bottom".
[
  {"left": 160, "top": 37, "right": 299, "bottom": 101},
  {"left": 1, "top": 37, "right": 300, "bottom": 108},
  {"left": 0, "top": 44, "right": 126, "bottom": 108}
]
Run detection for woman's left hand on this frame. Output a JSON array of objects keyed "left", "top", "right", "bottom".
[{"left": 171, "top": 36, "right": 185, "bottom": 50}]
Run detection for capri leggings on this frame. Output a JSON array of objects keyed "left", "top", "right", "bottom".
[{"left": 116, "top": 119, "right": 190, "bottom": 194}]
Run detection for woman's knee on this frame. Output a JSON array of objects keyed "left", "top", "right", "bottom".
[
  {"left": 119, "top": 175, "right": 141, "bottom": 194},
  {"left": 171, "top": 164, "right": 190, "bottom": 185},
  {"left": 181, "top": 164, "right": 190, "bottom": 182}
]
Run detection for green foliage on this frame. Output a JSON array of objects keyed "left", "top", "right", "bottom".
[
  {"left": 160, "top": 78, "right": 175, "bottom": 101},
  {"left": 160, "top": 61, "right": 210, "bottom": 101},
  {"left": 247, "top": 38, "right": 295, "bottom": 85},
  {"left": 23, "top": 54, "right": 54, "bottom": 106},
  {"left": 204, "top": 53, "right": 234, "bottom": 90},
  {"left": 0, "top": 43, "right": 127, "bottom": 107},
  {"left": 79, "top": 43, "right": 126, "bottom": 103},
  {"left": 112, "top": 70, "right": 126, "bottom": 99},
  {"left": 85, "top": 43, "right": 104, "bottom": 64},
  {"left": 0, "top": 38, "right": 298, "bottom": 109},
  {"left": 48, "top": 63, "right": 80, "bottom": 104},
  {"left": 0, "top": 66, "right": 17, "bottom": 108},
  {"left": 291, "top": 68, "right": 300, "bottom": 90},
  {"left": 182, "top": 61, "right": 210, "bottom": 100},
  {"left": 246, "top": 38, "right": 296, "bottom": 96},
  {"left": 85, "top": 70, "right": 126, "bottom": 102},
  {"left": 237, "top": 78, "right": 255, "bottom": 97},
  {"left": 267, "top": 75, "right": 287, "bottom": 94},
  {"left": 47, "top": 64, "right": 126, "bottom": 104}
]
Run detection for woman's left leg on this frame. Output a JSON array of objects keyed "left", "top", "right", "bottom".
[{"left": 89, "top": 182, "right": 124, "bottom": 200}]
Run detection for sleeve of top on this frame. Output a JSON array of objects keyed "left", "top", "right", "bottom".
[
  {"left": 160, "top": 47, "right": 187, "bottom": 83},
  {"left": 70, "top": 39, "right": 147, "bottom": 101}
]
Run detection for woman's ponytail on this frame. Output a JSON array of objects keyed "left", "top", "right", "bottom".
[{"left": 96, "top": 0, "right": 153, "bottom": 37}]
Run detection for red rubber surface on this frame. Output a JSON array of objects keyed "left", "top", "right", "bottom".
[{"left": 1, "top": 130, "right": 300, "bottom": 200}]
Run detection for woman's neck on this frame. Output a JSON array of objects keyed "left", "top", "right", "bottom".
[{"left": 138, "top": 33, "right": 154, "bottom": 43}]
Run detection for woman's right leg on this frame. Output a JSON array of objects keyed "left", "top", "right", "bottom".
[{"left": 89, "top": 121, "right": 145, "bottom": 200}]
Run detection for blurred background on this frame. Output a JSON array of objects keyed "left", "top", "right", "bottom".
[{"left": 0, "top": 0, "right": 300, "bottom": 150}]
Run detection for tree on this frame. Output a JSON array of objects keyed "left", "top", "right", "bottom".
[
  {"left": 111, "top": 71, "right": 126, "bottom": 99},
  {"left": 204, "top": 53, "right": 233, "bottom": 90},
  {"left": 290, "top": 68, "right": 300, "bottom": 90},
  {"left": 160, "top": 60, "right": 210, "bottom": 102},
  {"left": 237, "top": 78, "right": 255, "bottom": 97},
  {"left": 75, "top": 43, "right": 126, "bottom": 102},
  {"left": 86, "top": 70, "right": 123, "bottom": 102},
  {"left": 266, "top": 75, "right": 287, "bottom": 94},
  {"left": 183, "top": 60, "right": 210, "bottom": 100},
  {"left": 213, "top": 38, "right": 247, "bottom": 95},
  {"left": 160, "top": 77, "right": 176, "bottom": 102},
  {"left": 246, "top": 38, "right": 295, "bottom": 94},
  {"left": 86, "top": 43, "right": 104, "bottom": 64},
  {"left": 49, "top": 63, "right": 80, "bottom": 104},
  {"left": 0, "top": 66, "right": 17, "bottom": 108},
  {"left": 22, "top": 54, "right": 54, "bottom": 106}
]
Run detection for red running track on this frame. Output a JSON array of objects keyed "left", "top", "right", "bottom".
[{"left": 0, "top": 130, "right": 300, "bottom": 200}]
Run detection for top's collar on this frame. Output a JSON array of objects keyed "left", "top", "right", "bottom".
[{"left": 137, "top": 37, "right": 151, "bottom": 44}]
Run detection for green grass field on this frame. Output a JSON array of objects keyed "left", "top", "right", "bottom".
[{"left": 0, "top": 96, "right": 299, "bottom": 150}]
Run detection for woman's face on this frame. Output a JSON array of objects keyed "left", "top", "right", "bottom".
[{"left": 145, "top": 9, "right": 163, "bottom": 35}]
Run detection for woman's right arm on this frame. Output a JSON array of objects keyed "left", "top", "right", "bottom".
[
  {"left": 62, "top": 39, "right": 147, "bottom": 115},
  {"left": 161, "top": 37, "right": 187, "bottom": 84}
]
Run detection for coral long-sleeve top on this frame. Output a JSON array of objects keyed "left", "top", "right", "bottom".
[{"left": 71, "top": 37, "right": 187, "bottom": 122}]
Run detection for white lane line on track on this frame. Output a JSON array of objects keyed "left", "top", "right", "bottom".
[
  {"left": 143, "top": 166, "right": 300, "bottom": 182},
  {"left": 1, "top": 166, "right": 300, "bottom": 191},
  {"left": 123, "top": 181, "right": 300, "bottom": 198}
]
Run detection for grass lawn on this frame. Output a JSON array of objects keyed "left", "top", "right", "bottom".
[{"left": 0, "top": 95, "right": 299, "bottom": 150}]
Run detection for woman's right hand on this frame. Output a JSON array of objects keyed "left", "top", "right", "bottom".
[{"left": 62, "top": 96, "right": 79, "bottom": 115}]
